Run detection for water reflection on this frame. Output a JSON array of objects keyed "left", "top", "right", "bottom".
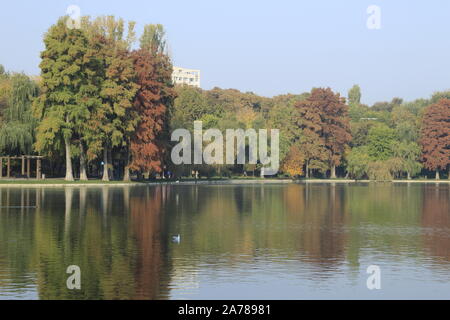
[{"left": 0, "top": 183, "right": 449, "bottom": 299}]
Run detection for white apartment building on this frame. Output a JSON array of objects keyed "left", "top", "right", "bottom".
[{"left": 172, "top": 67, "right": 201, "bottom": 88}]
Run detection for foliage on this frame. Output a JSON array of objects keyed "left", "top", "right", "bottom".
[
  {"left": 129, "top": 46, "right": 175, "bottom": 173},
  {"left": 367, "top": 124, "right": 395, "bottom": 160},
  {"left": 33, "top": 17, "right": 97, "bottom": 159},
  {"left": 281, "top": 145, "right": 304, "bottom": 177},
  {"left": 346, "top": 146, "right": 370, "bottom": 179},
  {"left": 394, "top": 141, "right": 422, "bottom": 178},
  {"left": 348, "top": 84, "right": 361, "bottom": 106},
  {"left": 295, "top": 88, "right": 351, "bottom": 177},
  {"left": 367, "top": 161, "right": 393, "bottom": 181},
  {"left": 0, "top": 73, "right": 39, "bottom": 155},
  {"left": 419, "top": 98, "right": 450, "bottom": 172}
]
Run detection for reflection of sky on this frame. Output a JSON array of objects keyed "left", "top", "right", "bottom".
[
  {"left": 169, "top": 264, "right": 200, "bottom": 298},
  {"left": 1, "top": 184, "right": 449, "bottom": 300},
  {"left": 168, "top": 254, "right": 450, "bottom": 300},
  {"left": 0, "top": 273, "right": 39, "bottom": 300}
]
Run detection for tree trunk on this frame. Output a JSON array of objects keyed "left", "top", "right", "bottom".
[
  {"left": 102, "top": 147, "right": 110, "bottom": 182},
  {"left": 123, "top": 147, "right": 131, "bottom": 182},
  {"left": 65, "top": 137, "right": 74, "bottom": 181},
  {"left": 305, "top": 161, "right": 309, "bottom": 178},
  {"left": 108, "top": 148, "right": 113, "bottom": 180},
  {"left": 123, "top": 167, "right": 131, "bottom": 182},
  {"left": 407, "top": 171, "right": 411, "bottom": 180},
  {"left": 79, "top": 141, "right": 88, "bottom": 181},
  {"left": 435, "top": 170, "right": 440, "bottom": 180},
  {"left": 64, "top": 187, "right": 74, "bottom": 234},
  {"left": 330, "top": 163, "right": 336, "bottom": 179}
]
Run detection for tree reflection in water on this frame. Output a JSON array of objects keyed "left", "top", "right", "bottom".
[{"left": 0, "top": 183, "right": 449, "bottom": 299}]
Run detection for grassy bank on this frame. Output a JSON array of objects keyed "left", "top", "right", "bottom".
[{"left": 0, "top": 177, "right": 449, "bottom": 187}]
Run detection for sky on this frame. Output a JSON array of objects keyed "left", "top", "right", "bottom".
[{"left": 1, "top": 0, "right": 450, "bottom": 105}]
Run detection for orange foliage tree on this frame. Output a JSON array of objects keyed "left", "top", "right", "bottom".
[
  {"left": 127, "top": 48, "right": 176, "bottom": 180},
  {"left": 318, "top": 88, "right": 352, "bottom": 178},
  {"left": 295, "top": 88, "right": 351, "bottom": 178},
  {"left": 419, "top": 98, "right": 450, "bottom": 179},
  {"left": 281, "top": 145, "right": 304, "bottom": 177}
]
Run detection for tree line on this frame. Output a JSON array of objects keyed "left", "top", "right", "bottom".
[
  {"left": 0, "top": 16, "right": 449, "bottom": 181},
  {"left": 170, "top": 84, "right": 449, "bottom": 180}
]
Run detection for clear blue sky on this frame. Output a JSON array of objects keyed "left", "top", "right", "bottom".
[{"left": 1, "top": 0, "right": 450, "bottom": 105}]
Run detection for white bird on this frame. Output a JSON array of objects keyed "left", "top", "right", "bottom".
[{"left": 172, "top": 234, "right": 181, "bottom": 243}]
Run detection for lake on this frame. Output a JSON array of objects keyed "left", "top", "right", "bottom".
[{"left": 0, "top": 183, "right": 449, "bottom": 299}]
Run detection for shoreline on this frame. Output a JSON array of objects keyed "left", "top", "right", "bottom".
[{"left": 0, "top": 178, "right": 449, "bottom": 188}]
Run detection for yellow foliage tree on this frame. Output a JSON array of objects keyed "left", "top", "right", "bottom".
[{"left": 281, "top": 145, "right": 304, "bottom": 177}]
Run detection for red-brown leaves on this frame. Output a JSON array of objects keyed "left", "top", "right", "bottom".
[
  {"left": 129, "top": 49, "right": 176, "bottom": 172},
  {"left": 420, "top": 98, "right": 450, "bottom": 171}
]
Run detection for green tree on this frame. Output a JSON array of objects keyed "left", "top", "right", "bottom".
[
  {"left": 140, "top": 24, "right": 166, "bottom": 54},
  {"left": 0, "top": 69, "right": 12, "bottom": 128},
  {"left": 346, "top": 146, "right": 370, "bottom": 179},
  {"left": 394, "top": 141, "right": 422, "bottom": 179},
  {"left": 0, "top": 73, "right": 39, "bottom": 155},
  {"left": 367, "top": 124, "right": 395, "bottom": 160},
  {"left": 33, "top": 17, "right": 98, "bottom": 181},
  {"left": 171, "top": 85, "right": 209, "bottom": 130},
  {"left": 267, "top": 102, "right": 299, "bottom": 161},
  {"left": 81, "top": 16, "right": 138, "bottom": 181},
  {"left": 348, "top": 84, "right": 361, "bottom": 106}
]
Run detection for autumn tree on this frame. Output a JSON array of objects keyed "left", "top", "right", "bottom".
[
  {"left": 81, "top": 16, "right": 138, "bottom": 181},
  {"left": 318, "top": 88, "right": 352, "bottom": 178},
  {"left": 128, "top": 49, "right": 174, "bottom": 179},
  {"left": 294, "top": 93, "right": 327, "bottom": 178},
  {"left": 281, "top": 145, "right": 304, "bottom": 177},
  {"left": 420, "top": 98, "right": 450, "bottom": 179},
  {"left": 295, "top": 88, "right": 351, "bottom": 178},
  {"left": 127, "top": 24, "right": 176, "bottom": 180}
]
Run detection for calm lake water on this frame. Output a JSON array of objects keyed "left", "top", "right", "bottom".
[{"left": 0, "top": 183, "right": 449, "bottom": 300}]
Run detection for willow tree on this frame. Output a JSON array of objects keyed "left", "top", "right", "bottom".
[
  {"left": 0, "top": 73, "right": 39, "bottom": 155},
  {"left": 33, "top": 17, "right": 99, "bottom": 181},
  {"left": 0, "top": 67, "right": 11, "bottom": 128}
]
